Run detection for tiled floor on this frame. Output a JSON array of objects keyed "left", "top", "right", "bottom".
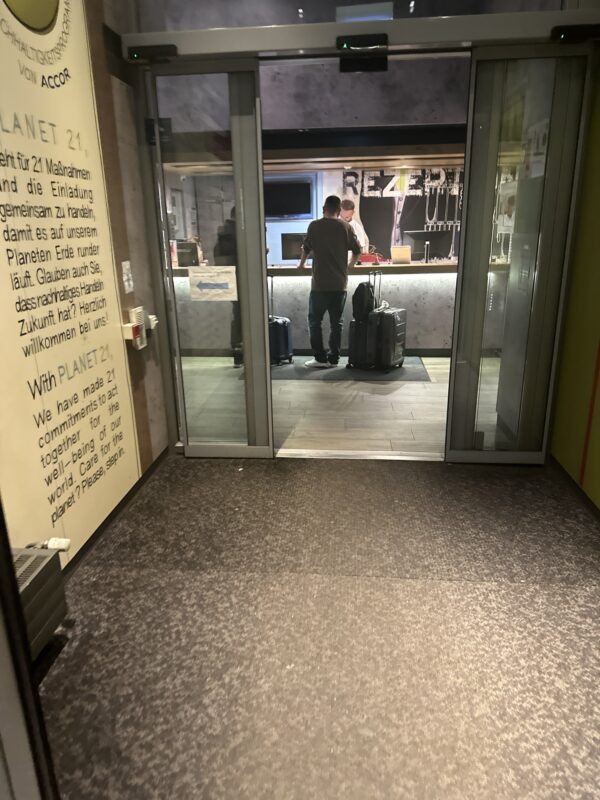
[
  {"left": 182, "top": 356, "right": 453, "bottom": 457},
  {"left": 272, "top": 356, "right": 450, "bottom": 456}
]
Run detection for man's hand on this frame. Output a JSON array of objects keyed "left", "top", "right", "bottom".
[{"left": 298, "top": 252, "right": 309, "bottom": 269}]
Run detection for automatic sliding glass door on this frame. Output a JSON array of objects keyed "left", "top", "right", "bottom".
[
  {"left": 447, "top": 46, "right": 587, "bottom": 463},
  {"left": 149, "top": 63, "right": 272, "bottom": 457}
]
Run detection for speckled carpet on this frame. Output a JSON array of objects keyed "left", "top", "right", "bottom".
[{"left": 39, "top": 456, "right": 600, "bottom": 800}]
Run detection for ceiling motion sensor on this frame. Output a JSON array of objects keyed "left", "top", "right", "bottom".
[
  {"left": 128, "top": 44, "right": 178, "bottom": 63},
  {"left": 551, "top": 24, "right": 600, "bottom": 43},
  {"left": 337, "top": 33, "right": 389, "bottom": 73}
]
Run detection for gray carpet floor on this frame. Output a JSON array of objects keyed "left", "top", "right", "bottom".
[{"left": 39, "top": 456, "right": 600, "bottom": 800}]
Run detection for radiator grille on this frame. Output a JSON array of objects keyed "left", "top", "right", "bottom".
[{"left": 12, "top": 553, "right": 50, "bottom": 590}]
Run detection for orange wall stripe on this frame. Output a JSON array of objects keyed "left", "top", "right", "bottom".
[{"left": 579, "top": 339, "right": 600, "bottom": 486}]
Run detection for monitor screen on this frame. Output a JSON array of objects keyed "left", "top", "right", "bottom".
[
  {"left": 176, "top": 241, "right": 199, "bottom": 267},
  {"left": 403, "top": 230, "right": 453, "bottom": 260},
  {"left": 281, "top": 233, "right": 306, "bottom": 260},
  {"left": 264, "top": 181, "right": 312, "bottom": 219}
]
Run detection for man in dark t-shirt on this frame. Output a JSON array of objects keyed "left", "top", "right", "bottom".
[{"left": 299, "top": 195, "right": 361, "bottom": 367}]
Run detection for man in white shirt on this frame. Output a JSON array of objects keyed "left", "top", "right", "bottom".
[{"left": 340, "top": 199, "right": 369, "bottom": 253}]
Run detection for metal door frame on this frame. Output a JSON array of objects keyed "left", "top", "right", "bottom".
[
  {"left": 146, "top": 58, "right": 273, "bottom": 458},
  {"left": 132, "top": 17, "right": 598, "bottom": 462},
  {"left": 445, "top": 42, "right": 593, "bottom": 464}
]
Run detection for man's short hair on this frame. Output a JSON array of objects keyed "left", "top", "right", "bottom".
[
  {"left": 324, "top": 195, "right": 342, "bottom": 215},
  {"left": 341, "top": 199, "right": 355, "bottom": 211}
]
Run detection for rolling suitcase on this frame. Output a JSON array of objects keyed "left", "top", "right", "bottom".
[
  {"left": 376, "top": 307, "right": 406, "bottom": 369},
  {"left": 348, "top": 273, "right": 406, "bottom": 371},
  {"left": 347, "top": 272, "right": 381, "bottom": 369},
  {"left": 268, "top": 275, "right": 293, "bottom": 365},
  {"left": 348, "top": 316, "right": 379, "bottom": 369}
]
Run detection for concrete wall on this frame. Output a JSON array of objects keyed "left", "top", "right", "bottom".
[
  {"left": 134, "top": 0, "right": 558, "bottom": 31},
  {"left": 551, "top": 71, "right": 600, "bottom": 510},
  {"left": 153, "top": 58, "right": 470, "bottom": 134},
  {"left": 111, "top": 77, "right": 170, "bottom": 462},
  {"left": 260, "top": 58, "right": 470, "bottom": 130}
]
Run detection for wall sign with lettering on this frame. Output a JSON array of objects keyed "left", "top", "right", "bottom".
[{"left": 0, "top": 0, "right": 141, "bottom": 555}]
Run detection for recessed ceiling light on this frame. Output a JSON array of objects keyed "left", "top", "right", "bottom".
[{"left": 344, "top": 164, "right": 352, "bottom": 169}]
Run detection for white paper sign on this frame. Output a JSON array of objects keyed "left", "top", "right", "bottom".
[
  {"left": 189, "top": 266, "right": 238, "bottom": 301},
  {"left": 0, "top": 0, "right": 141, "bottom": 555},
  {"left": 122, "top": 259, "right": 134, "bottom": 294}
]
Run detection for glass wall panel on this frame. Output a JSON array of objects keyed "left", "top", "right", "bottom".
[
  {"left": 448, "top": 55, "right": 585, "bottom": 457},
  {"left": 156, "top": 74, "right": 248, "bottom": 445}
]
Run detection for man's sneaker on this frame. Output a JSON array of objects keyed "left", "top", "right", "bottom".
[{"left": 305, "top": 358, "right": 332, "bottom": 369}]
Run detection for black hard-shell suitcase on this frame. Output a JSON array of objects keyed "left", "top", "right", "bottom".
[
  {"left": 376, "top": 307, "right": 406, "bottom": 369},
  {"left": 268, "top": 276, "right": 293, "bottom": 365},
  {"left": 348, "top": 315, "right": 378, "bottom": 369},
  {"left": 269, "top": 316, "right": 293, "bottom": 365}
]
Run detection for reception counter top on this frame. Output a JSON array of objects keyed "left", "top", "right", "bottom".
[{"left": 267, "top": 262, "right": 459, "bottom": 277}]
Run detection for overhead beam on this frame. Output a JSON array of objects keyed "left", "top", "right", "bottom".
[{"left": 123, "top": 10, "right": 600, "bottom": 60}]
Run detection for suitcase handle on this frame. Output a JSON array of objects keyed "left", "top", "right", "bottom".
[{"left": 368, "top": 270, "right": 382, "bottom": 307}]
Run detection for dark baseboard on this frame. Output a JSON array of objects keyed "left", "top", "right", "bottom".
[
  {"left": 181, "top": 348, "right": 453, "bottom": 358},
  {"left": 292, "top": 348, "right": 451, "bottom": 358},
  {"left": 181, "top": 348, "right": 233, "bottom": 357},
  {"left": 405, "top": 349, "right": 451, "bottom": 358}
]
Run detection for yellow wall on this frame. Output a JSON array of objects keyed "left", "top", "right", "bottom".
[{"left": 551, "top": 67, "right": 600, "bottom": 509}]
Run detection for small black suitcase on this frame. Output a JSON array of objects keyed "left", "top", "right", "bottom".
[
  {"left": 268, "top": 275, "right": 293, "bottom": 365},
  {"left": 269, "top": 315, "right": 293, "bottom": 365},
  {"left": 376, "top": 307, "right": 406, "bottom": 369},
  {"left": 348, "top": 315, "right": 378, "bottom": 369}
]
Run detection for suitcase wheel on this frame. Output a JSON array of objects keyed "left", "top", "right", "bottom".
[
  {"left": 346, "top": 363, "right": 353, "bottom": 369},
  {"left": 288, "top": 357, "right": 293, "bottom": 364}
]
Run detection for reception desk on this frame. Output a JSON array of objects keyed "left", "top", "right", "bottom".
[
  {"left": 268, "top": 264, "right": 459, "bottom": 353},
  {"left": 172, "top": 263, "right": 508, "bottom": 356}
]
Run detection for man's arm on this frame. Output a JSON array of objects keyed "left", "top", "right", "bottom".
[
  {"left": 298, "top": 230, "right": 312, "bottom": 268},
  {"left": 348, "top": 226, "right": 361, "bottom": 268},
  {"left": 298, "top": 248, "right": 311, "bottom": 268},
  {"left": 357, "top": 221, "right": 369, "bottom": 253}
]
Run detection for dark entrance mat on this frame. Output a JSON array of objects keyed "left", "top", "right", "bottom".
[{"left": 270, "top": 355, "right": 430, "bottom": 381}]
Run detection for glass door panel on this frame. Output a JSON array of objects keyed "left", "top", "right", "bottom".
[
  {"left": 447, "top": 50, "right": 586, "bottom": 462},
  {"left": 152, "top": 66, "right": 272, "bottom": 456}
]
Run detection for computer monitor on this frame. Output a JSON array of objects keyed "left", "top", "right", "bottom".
[
  {"left": 403, "top": 230, "right": 454, "bottom": 261},
  {"left": 175, "top": 241, "right": 199, "bottom": 267},
  {"left": 281, "top": 233, "right": 305, "bottom": 261},
  {"left": 264, "top": 180, "right": 313, "bottom": 219}
]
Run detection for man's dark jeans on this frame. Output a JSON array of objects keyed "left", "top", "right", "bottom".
[{"left": 308, "top": 290, "right": 347, "bottom": 364}]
